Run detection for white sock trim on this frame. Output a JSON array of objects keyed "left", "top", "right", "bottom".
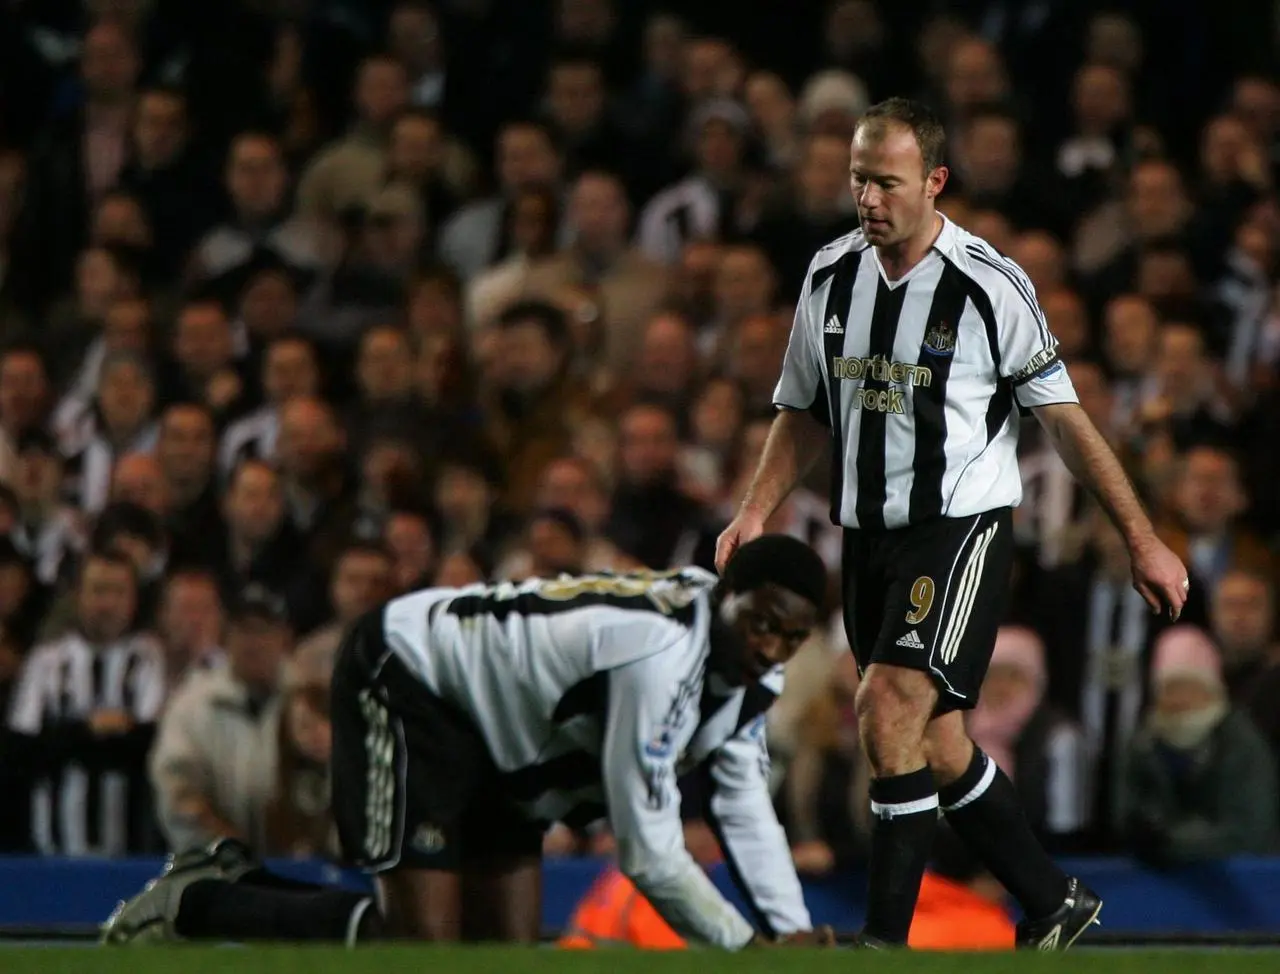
[
  {"left": 942, "top": 752, "right": 997, "bottom": 813},
  {"left": 345, "top": 896, "right": 376, "bottom": 948},
  {"left": 869, "top": 793, "right": 940, "bottom": 819}
]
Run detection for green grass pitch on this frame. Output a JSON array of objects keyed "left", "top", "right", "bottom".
[{"left": 3, "top": 947, "right": 1280, "bottom": 974}]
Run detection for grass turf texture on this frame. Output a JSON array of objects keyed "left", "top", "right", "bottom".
[{"left": 2, "top": 948, "right": 1279, "bottom": 974}]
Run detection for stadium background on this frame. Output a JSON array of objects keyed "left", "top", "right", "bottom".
[{"left": 1, "top": 0, "right": 1280, "bottom": 950}]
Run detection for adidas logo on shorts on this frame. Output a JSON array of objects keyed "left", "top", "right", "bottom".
[
  {"left": 824, "top": 315, "right": 845, "bottom": 334},
  {"left": 895, "top": 629, "right": 925, "bottom": 649}
]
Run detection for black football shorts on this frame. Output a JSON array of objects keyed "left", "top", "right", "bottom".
[{"left": 841, "top": 508, "right": 1013, "bottom": 712}]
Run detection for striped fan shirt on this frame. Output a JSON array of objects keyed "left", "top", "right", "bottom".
[
  {"left": 7, "top": 631, "right": 166, "bottom": 855},
  {"left": 774, "top": 216, "right": 1078, "bottom": 531}
]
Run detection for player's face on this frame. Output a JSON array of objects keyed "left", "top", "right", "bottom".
[
  {"left": 726, "top": 584, "right": 819, "bottom": 681},
  {"left": 849, "top": 122, "right": 946, "bottom": 247}
]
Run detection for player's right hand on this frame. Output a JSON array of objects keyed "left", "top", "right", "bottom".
[{"left": 715, "top": 511, "right": 766, "bottom": 574}]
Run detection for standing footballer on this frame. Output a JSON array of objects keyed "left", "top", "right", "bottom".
[{"left": 717, "top": 97, "right": 1190, "bottom": 950}]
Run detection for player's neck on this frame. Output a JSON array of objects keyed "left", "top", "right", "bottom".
[{"left": 875, "top": 212, "right": 943, "bottom": 281}]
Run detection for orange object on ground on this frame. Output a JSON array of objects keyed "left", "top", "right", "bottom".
[
  {"left": 558, "top": 865, "right": 687, "bottom": 950},
  {"left": 908, "top": 871, "right": 1015, "bottom": 950}
]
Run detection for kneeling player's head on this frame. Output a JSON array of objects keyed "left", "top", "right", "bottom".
[{"left": 718, "top": 534, "right": 827, "bottom": 679}]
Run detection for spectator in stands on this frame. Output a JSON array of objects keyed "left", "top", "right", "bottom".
[
  {"left": 523, "top": 455, "right": 625, "bottom": 574},
  {"left": 5, "top": 548, "right": 165, "bottom": 855},
  {"left": 151, "top": 586, "right": 293, "bottom": 855},
  {"left": 55, "top": 295, "right": 153, "bottom": 432},
  {"left": 432, "top": 445, "right": 511, "bottom": 565},
  {"left": 61, "top": 352, "right": 158, "bottom": 515},
  {"left": 358, "top": 432, "right": 430, "bottom": 532},
  {"left": 291, "top": 543, "right": 394, "bottom": 688},
  {"left": 211, "top": 460, "right": 303, "bottom": 609},
  {"left": 109, "top": 453, "right": 169, "bottom": 521},
  {"left": 724, "top": 313, "right": 789, "bottom": 417},
  {"left": 541, "top": 54, "right": 632, "bottom": 182},
  {"left": 0, "top": 345, "right": 53, "bottom": 486},
  {"left": 784, "top": 652, "right": 871, "bottom": 875},
  {"left": 1022, "top": 507, "right": 1197, "bottom": 849},
  {"left": 274, "top": 396, "right": 359, "bottom": 575},
  {"left": 9, "top": 429, "right": 84, "bottom": 588},
  {"left": 117, "top": 87, "right": 218, "bottom": 275},
  {"left": 1208, "top": 570, "right": 1275, "bottom": 704},
  {"left": 156, "top": 404, "right": 222, "bottom": 566},
  {"left": 752, "top": 132, "right": 859, "bottom": 302},
  {"left": 1119, "top": 625, "right": 1279, "bottom": 864},
  {"left": 1081, "top": 159, "right": 1193, "bottom": 293},
  {"left": 82, "top": 502, "right": 170, "bottom": 635},
  {"left": 1158, "top": 444, "right": 1275, "bottom": 596},
  {"left": 230, "top": 253, "right": 303, "bottom": 372},
  {"left": 616, "top": 312, "right": 702, "bottom": 416},
  {"left": 156, "top": 569, "right": 224, "bottom": 695},
  {"left": 165, "top": 298, "right": 249, "bottom": 423},
  {"left": 683, "top": 375, "right": 745, "bottom": 504},
  {"left": 950, "top": 106, "right": 1063, "bottom": 234},
  {"left": 705, "top": 245, "right": 777, "bottom": 362},
  {"left": 439, "top": 120, "right": 562, "bottom": 279},
  {"left": 480, "top": 301, "right": 596, "bottom": 515},
  {"left": 1100, "top": 293, "right": 1159, "bottom": 435},
  {"left": 263, "top": 681, "right": 334, "bottom": 858},
  {"left": 516, "top": 508, "right": 588, "bottom": 580},
  {"left": 10, "top": 20, "right": 139, "bottom": 312},
  {"left": 219, "top": 335, "right": 321, "bottom": 476},
  {"left": 383, "top": 508, "right": 439, "bottom": 593},
  {"left": 522, "top": 170, "right": 670, "bottom": 375},
  {"left": 297, "top": 55, "right": 409, "bottom": 224},
  {"left": 385, "top": 107, "right": 473, "bottom": 248},
  {"left": 968, "top": 627, "right": 1091, "bottom": 850},
  {"left": 638, "top": 98, "right": 754, "bottom": 265},
  {"left": 346, "top": 324, "right": 433, "bottom": 458},
  {"left": 607, "top": 400, "right": 719, "bottom": 571},
  {"left": 0, "top": 536, "right": 45, "bottom": 652},
  {"left": 193, "top": 133, "right": 325, "bottom": 284},
  {"left": 465, "top": 185, "right": 563, "bottom": 331},
  {"left": 743, "top": 71, "right": 799, "bottom": 172}
]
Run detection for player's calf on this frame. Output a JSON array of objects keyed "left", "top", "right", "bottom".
[{"left": 855, "top": 663, "right": 941, "bottom": 946}]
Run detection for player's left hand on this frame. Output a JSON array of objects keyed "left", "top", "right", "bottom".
[
  {"left": 1128, "top": 532, "right": 1189, "bottom": 620},
  {"left": 772, "top": 926, "right": 837, "bottom": 947}
]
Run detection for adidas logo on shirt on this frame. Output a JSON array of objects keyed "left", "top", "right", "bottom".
[
  {"left": 824, "top": 316, "right": 844, "bottom": 334},
  {"left": 895, "top": 629, "right": 925, "bottom": 649}
]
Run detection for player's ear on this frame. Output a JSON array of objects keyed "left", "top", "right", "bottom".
[{"left": 926, "top": 165, "right": 949, "bottom": 200}]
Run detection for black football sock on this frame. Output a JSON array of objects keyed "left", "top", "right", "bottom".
[
  {"left": 863, "top": 767, "right": 940, "bottom": 944},
  {"left": 175, "top": 878, "right": 382, "bottom": 944},
  {"left": 236, "top": 867, "right": 328, "bottom": 892},
  {"left": 938, "top": 747, "right": 1070, "bottom": 920}
]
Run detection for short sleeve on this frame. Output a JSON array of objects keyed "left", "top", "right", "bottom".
[
  {"left": 989, "top": 266, "right": 1078, "bottom": 409},
  {"left": 772, "top": 272, "right": 828, "bottom": 421}
]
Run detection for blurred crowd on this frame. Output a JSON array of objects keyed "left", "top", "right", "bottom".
[{"left": 0, "top": 0, "right": 1278, "bottom": 887}]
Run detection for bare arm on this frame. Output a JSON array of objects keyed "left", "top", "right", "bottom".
[
  {"left": 717, "top": 409, "right": 827, "bottom": 573},
  {"left": 1033, "top": 402, "right": 1152, "bottom": 545},
  {"left": 1034, "top": 401, "right": 1189, "bottom": 618},
  {"left": 740, "top": 409, "right": 828, "bottom": 522}
]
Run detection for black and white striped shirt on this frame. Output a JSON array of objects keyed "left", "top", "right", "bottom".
[
  {"left": 774, "top": 217, "right": 1078, "bottom": 530},
  {"left": 6, "top": 631, "right": 166, "bottom": 855}
]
